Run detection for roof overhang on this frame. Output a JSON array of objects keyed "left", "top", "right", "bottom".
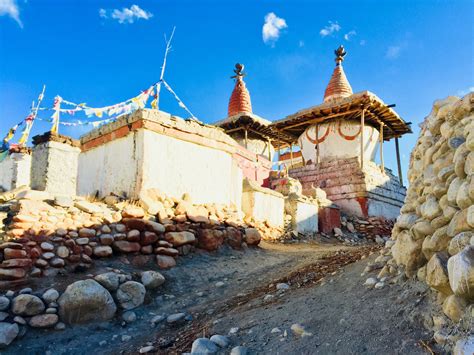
[
  {"left": 270, "top": 91, "right": 412, "bottom": 141},
  {"left": 213, "top": 112, "right": 297, "bottom": 147}
]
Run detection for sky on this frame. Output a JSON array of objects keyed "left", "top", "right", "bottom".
[{"left": 0, "top": 0, "right": 473, "bottom": 182}]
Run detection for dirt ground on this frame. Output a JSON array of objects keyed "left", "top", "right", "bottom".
[{"left": 5, "top": 240, "right": 440, "bottom": 355}]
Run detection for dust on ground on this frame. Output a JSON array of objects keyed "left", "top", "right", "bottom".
[{"left": 5, "top": 241, "right": 439, "bottom": 354}]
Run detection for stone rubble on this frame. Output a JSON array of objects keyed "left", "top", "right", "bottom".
[
  {"left": 364, "top": 93, "right": 474, "bottom": 351},
  {"left": 0, "top": 187, "right": 267, "bottom": 287}
]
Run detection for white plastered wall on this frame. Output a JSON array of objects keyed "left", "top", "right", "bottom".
[
  {"left": 31, "top": 141, "right": 80, "bottom": 196},
  {"left": 140, "top": 129, "right": 242, "bottom": 207},
  {"left": 0, "top": 153, "right": 31, "bottom": 191},
  {"left": 77, "top": 131, "right": 142, "bottom": 198},
  {"left": 299, "top": 119, "right": 379, "bottom": 164},
  {"left": 294, "top": 201, "right": 318, "bottom": 234},
  {"left": 242, "top": 190, "right": 284, "bottom": 228}
]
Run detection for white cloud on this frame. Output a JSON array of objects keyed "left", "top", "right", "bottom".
[
  {"left": 100, "top": 5, "right": 153, "bottom": 24},
  {"left": 457, "top": 87, "right": 474, "bottom": 96},
  {"left": 99, "top": 8, "right": 107, "bottom": 18},
  {"left": 386, "top": 45, "right": 401, "bottom": 59},
  {"left": 319, "top": 21, "right": 340, "bottom": 37},
  {"left": 0, "top": 0, "right": 22, "bottom": 28},
  {"left": 262, "top": 12, "right": 287, "bottom": 45},
  {"left": 344, "top": 30, "right": 356, "bottom": 41}
]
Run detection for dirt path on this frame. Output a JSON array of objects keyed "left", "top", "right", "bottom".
[{"left": 5, "top": 241, "right": 437, "bottom": 354}]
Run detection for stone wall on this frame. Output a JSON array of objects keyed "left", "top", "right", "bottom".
[
  {"left": 286, "top": 157, "right": 405, "bottom": 219},
  {"left": 390, "top": 93, "right": 473, "bottom": 324}
]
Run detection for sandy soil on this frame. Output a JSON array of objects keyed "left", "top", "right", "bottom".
[{"left": 5, "top": 241, "right": 439, "bottom": 354}]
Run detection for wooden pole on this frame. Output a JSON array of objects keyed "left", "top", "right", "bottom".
[
  {"left": 395, "top": 137, "right": 403, "bottom": 186},
  {"left": 267, "top": 139, "right": 272, "bottom": 161},
  {"left": 277, "top": 142, "right": 281, "bottom": 172},
  {"left": 315, "top": 124, "right": 320, "bottom": 165},
  {"left": 360, "top": 108, "right": 366, "bottom": 169},
  {"left": 290, "top": 143, "right": 294, "bottom": 167},
  {"left": 156, "top": 27, "right": 176, "bottom": 111},
  {"left": 380, "top": 122, "right": 384, "bottom": 173}
]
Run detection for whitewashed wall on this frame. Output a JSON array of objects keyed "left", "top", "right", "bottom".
[
  {"left": 140, "top": 129, "right": 243, "bottom": 207},
  {"left": 0, "top": 153, "right": 31, "bottom": 191},
  {"left": 31, "top": 141, "right": 80, "bottom": 196},
  {"left": 77, "top": 132, "right": 142, "bottom": 198},
  {"left": 299, "top": 119, "right": 379, "bottom": 164},
  {"left": 293, "top": 201, "right": 318, "bottom": 234},
  {"left": 242, "top": 189, "right": 284, "bottom": 227}
]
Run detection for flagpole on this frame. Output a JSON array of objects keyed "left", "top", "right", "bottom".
[
  {"left": 156, "top": 26, "right": 176, "bottom": 111},
  {"left": 19, "top": 85, "right": 46, "bottom": 146}
]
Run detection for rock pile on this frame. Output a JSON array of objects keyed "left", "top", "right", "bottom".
[
  {"left": 371, "top": 94, "right": 473, "bottom": 348},
  {"left": 0, "top": 187, "right": 270, "bottom": 285},
  {"left": 0, "top": 268, "right": 165, "bottom": 348}
]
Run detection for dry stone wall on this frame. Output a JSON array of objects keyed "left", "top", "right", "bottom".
[{"left": 390, "top": 93, "right": 473, "bottom": 324}]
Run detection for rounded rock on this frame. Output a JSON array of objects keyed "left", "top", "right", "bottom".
[
  {"left": 191, "top": 338, "right": 219, "bottom": 354},
  {"left": 11, "top": 294, "right": 45, "bottom": 316},
  {"left": 141, "top": 271, "right": 165, "bottom": 289},
  {"left": 42, "top": 289, "right": 60, "bottom": 303},
  {"left": 58, "top": 279, "right": 117, "bottom": 324},
  {"left": 116, "top": 281, "right": 146, "bottom": 310}
]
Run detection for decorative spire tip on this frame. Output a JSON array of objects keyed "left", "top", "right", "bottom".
[{"left": 334, "top": 45, "right": 347, "bottom": 65}]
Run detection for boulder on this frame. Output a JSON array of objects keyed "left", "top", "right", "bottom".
[
  {"left": 420, "top": 195, "right": 441, "bottom": 220},
  {"left": 447, "top": 209, "right": 471, "bottom": 236},
  {"left": 442, "top": 294, "right": 467, "bottom": 322},
  {"left": 94, "top": 272, "right": 120, "bottom": 291},
  {"left": 113, "top": 241, "right": 141, "bottom": 253},
  {"left": 116, "top": 281, "right": 146, "bottom": 310},
  {"left": 225, "top": 227, "right": 242, "bottom": 249},
  {"left": 448, "top": 232, "right": 473, "bottom": 256},
  {"left": 396, "top": 213, "right": 418, "bottom": 230},
  {"left": 94, "top": 246, "right": 113, "bottom": 257},
  {"left": 187, "top": 205, "right": 210, "bottom": 223},
  {"left": 244, "top": 228, "right": 261, "bottom": 246},
  {"left": 391, "top": 230, "right": 425, "bottom": 276},
  {"left": 191, "top": 338, "right": 219, "bottom": 354},
  {"left": 422, "top": 226, "right": 450, "bottom": 260},
  {"left": 29, "top": 314, "right": 59, "bottom": 328},
  {"left": 42, "top": 289, "right": 60, "bottom": 303},
  {"left": 0, "top": 322, "right": 18, "bottom": 348},
  {"left": 122, "top": 206, "right": 145, "bottom": 219},
  {"left": 453, "top": 336, "right": 474, "bottom": 355},
  {"left": 58, "top": 279, "right": 117, "bottom": 324},
  {"left": 141, "top": 271, "right": 165, "bottom": 289},
  {"left": 448, "top": 246, "right": 474, "bottom": 301},
  {"left": 425, "top": 253, "right": 452, "bottom": 295},
  {"left": 156, "top": 255, "right": 176, "bottom": 269},
  {"left": 145, "top": 220, "right": 165, "bottom": 234},
  {"left": 11, "top": 294, "right": 45, "bottom": 316},
  {"left": 198, "top": 229, "right": 224, "bottom": 251},
  {"left": 165, "top": 231, "right": 196, "bottom": 247}
]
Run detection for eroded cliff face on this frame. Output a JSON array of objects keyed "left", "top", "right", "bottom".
[{"left": 390, "top": 93, "right": 473, "bottom": 326}]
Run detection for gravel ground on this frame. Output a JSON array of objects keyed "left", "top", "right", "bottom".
[{"left": 4, "top": 241, "right": 440, "bottom": 354}]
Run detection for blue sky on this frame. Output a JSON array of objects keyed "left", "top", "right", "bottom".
[{"left": 0, "top": 0, "right": 473, "bottom": 181}]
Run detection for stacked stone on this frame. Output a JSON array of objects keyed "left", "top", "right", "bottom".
[
  {"left": 350, "top": 216, "right": 394, "bottom": 239},
  {"left": 0, "top": 188, "right": 269, "bottom": 286},
  {"left": 387, "top": 94, "right": 473, "bottom": 329}
]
